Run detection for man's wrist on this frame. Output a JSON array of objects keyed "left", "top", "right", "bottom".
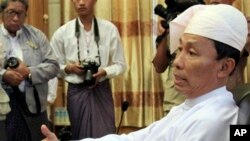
[
  {"left": 64, "top": 65, "right": 71, "bottom": 74},
  {"left": 28, "top": 73, "right": 32, "bottom": 83}
]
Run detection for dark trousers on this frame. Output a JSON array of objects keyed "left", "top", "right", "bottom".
[
  {"left": 0, "top": 120, "right": 7, "bottom": 141},
  {"left": 3, "top": 84, "right": 50, "bottom": 141}
]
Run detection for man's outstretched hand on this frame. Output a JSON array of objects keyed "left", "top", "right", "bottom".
[{"left": 41, "top": 124, "right": 58, "bottom": 141}]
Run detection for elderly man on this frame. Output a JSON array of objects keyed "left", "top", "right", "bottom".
[
  {"left": 42, "top": 4, "right": 247, "bottom": 141},
  {"left": 0, "top": 0, "right": 59, "bottom": 141}
]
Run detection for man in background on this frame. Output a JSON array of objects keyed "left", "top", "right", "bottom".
[
  {"left": 0, "top": 0, "right": 59, "bottom": 140},
  {"left": 50, "top": 0, "right": 126, "bottom": 139}
]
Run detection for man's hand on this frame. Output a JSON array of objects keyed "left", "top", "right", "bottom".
[
  {"left": 41, "top": 124, "right": 58, "bottom": 141},
  {"left": 12, "top": 61, "right": 30, "bottom": 78},
  {"left": 89, "top": 69, "right": 107, "bottom": 88},
  {"left": 65, "top": 63, "right": 84, "bottom": 75},
  {"left": 3, "top": 70, "right": 24, "bottom": 86}
]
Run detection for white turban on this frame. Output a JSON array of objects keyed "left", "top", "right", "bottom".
[{"left": 169, "top": 4, "right": 248, "bottom": 53}]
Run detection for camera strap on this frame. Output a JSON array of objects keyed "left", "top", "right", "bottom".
[
  {"left": 13, "top": 86, "right": 41, "bottom": 117},
  {"left": 75, "top": 17, "right": 101, "bottom": 66}
]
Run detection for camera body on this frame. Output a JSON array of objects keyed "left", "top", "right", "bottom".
[
  {"left": 154, "top": 0, "right": 204, "bottom": 29},
  {"left": 81, "top": 60, "right": 100, "bottom": 86},
  {"left": 4, "top": 57, "right": 20, "bottom": 69}
]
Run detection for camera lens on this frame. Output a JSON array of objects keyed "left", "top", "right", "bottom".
[
  {"left": 84, "top": 69, "right": 96, "bottom": 86},
  {"left": 4, "top": 57, "right": 19, "bottom": 69}
]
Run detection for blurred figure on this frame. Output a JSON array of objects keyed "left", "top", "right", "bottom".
[
  {"left": 0, "top": 44, "right": 10, "bottom": 141},
  {"left": 0, "top": 0, "right": 59, "bottom": 141},
  {"left": 51, "top": 0, "right": 126, "bottom": 139},
  {"left": 47, "top": 77, "right": 58, "bottom": 104}
]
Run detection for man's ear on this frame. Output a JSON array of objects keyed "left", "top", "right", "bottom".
[{"left": 217, "top": 58, "right": 236, "bottom": 78}]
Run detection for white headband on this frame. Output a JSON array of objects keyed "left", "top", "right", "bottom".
[{"left": 169, "top": 4, "right": 248, "bottom": 53}]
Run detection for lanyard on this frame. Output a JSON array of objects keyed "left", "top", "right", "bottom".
[{"left": 75, "top": 17, "right": 101, "bottom": 66}]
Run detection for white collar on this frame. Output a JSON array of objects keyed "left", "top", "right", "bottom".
[
  {"left": 184, "top": 86, "right": 228, "bottom": 108},
  {"left": 77, "top": 18, "right": 94, "bottom": 33},
  {"left": 1, "top": 24, "right": 23, "bottom": 38}
]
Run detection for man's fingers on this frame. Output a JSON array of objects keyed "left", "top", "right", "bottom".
[
  {"left": 41, "top": 124, "right": 52, "bottom": 137},
  {"left": 41, "top": 124, "right": 58, "bottom": 141},
  {"left": 15, "top": 72, "right": 24, "bottom": 79}
]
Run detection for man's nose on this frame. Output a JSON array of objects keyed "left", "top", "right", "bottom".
[
  {"left": 79, "top": 0, "right": 85, "bottom": 5},
  {"left": 12, "top": 14, "right": 19, "bottom": 21},
  {"left": 173, "top": 52, "right": 184, "bottom": 70}
]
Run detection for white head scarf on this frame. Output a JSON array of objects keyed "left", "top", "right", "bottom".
[{"left": 169, "top": 4, "right": 248, "bottom": 53}]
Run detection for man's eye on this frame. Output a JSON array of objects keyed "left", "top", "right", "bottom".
[
  {"left": 177, "top": 46, "right": 182, "bottom": 52},
  {"left": 188, "top": 51, "right": 197, "bottom": 56},
  {"left": 7, "top": 10, "right": 14, "bottom": 14}
]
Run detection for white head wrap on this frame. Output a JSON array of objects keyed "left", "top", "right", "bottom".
[{"left": 169, "top": 4, "right": 248, "bottom": 53}]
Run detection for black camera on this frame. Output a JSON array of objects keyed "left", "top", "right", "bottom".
[
  {"left": 4, "top": 57, "right": 20, "bottom": 69},
  {"left": 154, "top": 0, "right": 204, "bottom": 29},
  {"left": 81, "top": 61, "right": 100, "bottom": 86}
]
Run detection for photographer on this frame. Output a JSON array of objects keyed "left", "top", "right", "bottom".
[
  {"left": 50, "top": 0, "right": 126, "bottom": 139},
  {"left": 0, "top": 0, "right": 59, "bottom": 140}
]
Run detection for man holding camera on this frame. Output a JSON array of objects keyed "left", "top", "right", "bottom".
[
  {"left": 50, "top": 0, "right": 126, "bottom": 139},
  {"left": 0, "top": 0, "right": 59, "bottom": 140}
]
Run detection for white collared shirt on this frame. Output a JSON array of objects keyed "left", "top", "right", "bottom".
[
  {"left": 1, "top": 25, "right": 25, "bottom": 92},
  {"left": 51, "top": 18, "right": 126, "bottom": 84},
  {"left": 82, "top": 86, "right": 238, "bottom": 141}
]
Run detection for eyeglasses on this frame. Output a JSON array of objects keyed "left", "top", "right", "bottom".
[{"left": 4, "top": 9, "right": 26, "bottom": 18}]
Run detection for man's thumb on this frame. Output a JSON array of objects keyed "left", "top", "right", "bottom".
[{"left": 41, "top": 124, "right": 52, "bottom": 138}]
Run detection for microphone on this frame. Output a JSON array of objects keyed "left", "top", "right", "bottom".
[
  {"left": 116, "top": 101, "right": 129, "bottom": 134},
  {"left": 121, "top": 101, "right": 129, "bottom": 112}
]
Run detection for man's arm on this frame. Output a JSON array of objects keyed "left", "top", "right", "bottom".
[
  {"left": 152, "top": 35, "right": 170, "bottom": 73},
  {"left": 102, "top": 26, "right": 127, "bottom": 78},
  {"left": 29, "top": 30, "right": 59, "bottom": 85}
]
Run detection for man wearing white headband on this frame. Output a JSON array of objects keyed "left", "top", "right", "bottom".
[{"left": 41, "top": 4, "right": 247, "bottom": 141}]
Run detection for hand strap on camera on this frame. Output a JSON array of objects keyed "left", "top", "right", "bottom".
[{"left": 75, "top": 17, "right": 101, "bottom": 67}]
